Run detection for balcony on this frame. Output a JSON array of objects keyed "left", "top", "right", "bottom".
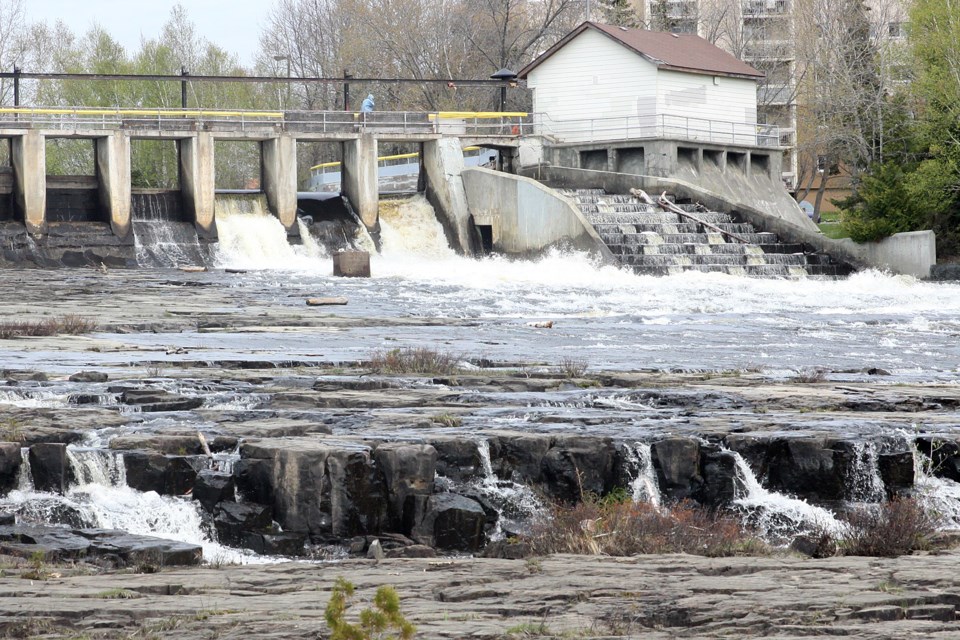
[
  {"left": 758, "top": 83, "right": 794, "bottom": 105},
  {"left": 741, "top": 0, "right": 791, "bottom": 16}
]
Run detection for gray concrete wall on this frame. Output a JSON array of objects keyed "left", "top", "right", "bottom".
[
  {"left": 534, "top": 165, "right": 936, "bottom": 277},
  {"left": 462, "top": 167, "right": 613, "bottom": 261},
  {"left": 96, "top": 133, "right": 131, "bottom": 239},
  {"left": 833, "top": 231, "right": 936, "bottom": 279},
  {"left": 342, "top": 134, "right": 379, "bottom": 229},
  {"left": 262, "top": 134, "right": 298, "bottom": 232},
  {"left": 422, "top": 139, "right": 474, "bottom": 254},
  {"left": 180, "top": 133, "right": 217, "bottom": 239},
  {"left": 12, "top": 131, "right": 46, "bottom": 234}
]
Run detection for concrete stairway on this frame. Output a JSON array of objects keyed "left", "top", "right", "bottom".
[{"left": 564, "top": 189, "right": 853, "bottom": 277}]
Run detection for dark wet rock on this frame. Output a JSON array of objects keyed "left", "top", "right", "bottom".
[
  {"left": 212, "top": 417, "right": 332, "bottom": 438},
  {"left": 916, "top": 438, "right": 960, "bottom": 483},
  {"left": 698, "top": 447, "right": 739, "bottom": 505},
  {"left": 192, "top": 470, "right": 235, "bottom": 513},
  {"left": 69, "top": 393, "right": 108, "bottom": 405},
  {"left": 878, "top": 451, "right": 915, "bottom": 497},
  {"left": 430, "top": 437, "right": 483, "bottom": 482},
  {"left": 122, "top": 451, "right": 205, "bottom": 496},
  {"left": 0, "top": 524, "right": 201, "bottom": 565},
  {"left": 29, "top": 442, "right": 70, "bottom": 494},
  {"left": 68, "top": 371, "right": 109, "bottom": 383},
  {"left": 790, "top": 533, "right": 838, "bottom": 558},
  {"left": 0, "top": 442, "right": 22, "bottom": 494},
  {"left": 651, "top": 437, "right": 703, "bottom": 501},
  {"left": 110, "top": 434, "right": 237, "bottom": 456},
  {"left": 540, "top": 435, "right": 617, "bottom": 502},
  {"left": 241, "top": 531, "right": 306, "bottom": 556},
  {"left": 120, "top": 389, "right": 204, "bottom": 412},
  {"left": 312, "top": 377, "right": 404, "bottom": 392},
  {"left": 238, "top": 439, "right": 387, "bottom": 540},
  {"left": 411, "top": 493, "right": 486, "bottom": 551},
  {"left": 0, "top": 512, "right": 14, "bottom": 526},
  {"left": 373, "top": 443, "right": 436, "bottom": 532},
  {"left": 488, "top": 433, "right": 550, "bottom": 484},
  {"left": 214, "top": 502, "right": 273, "bottom": 546}
]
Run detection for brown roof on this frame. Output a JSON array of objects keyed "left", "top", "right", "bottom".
[{"left": 518, "top": 22, "right": 764, "bottom": 80}]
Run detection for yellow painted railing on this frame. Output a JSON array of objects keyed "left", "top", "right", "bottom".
[{"left": 310, "top": 146, "right": 484, "bottom": 172}]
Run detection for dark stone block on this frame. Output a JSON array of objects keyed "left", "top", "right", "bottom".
[
  {"left": 878, "top": 451, "right": 915, "bottom": 497},
  {"left": 652, "top": 438, "right": 702, "bottom": 501},
  {"left": 241, "top": 531, "right": 306, "bottom": 556},
  {"left": 413, "top": 493, "right": 486, "bottom": 552},
  {"left": 214, "top": 502, "right": 272, "bottom": 546},
  {"left": 193, "top": 470, "right": 235, "bottom": 513},
  {"left": 0, "top": 442, "right": 22, "bottom": 494},
  {"left": 29, "top": 443, "right": 70, "bottom": 494},
  {"left": 69, "top": 371, "right": 108, "bottom": 383}
]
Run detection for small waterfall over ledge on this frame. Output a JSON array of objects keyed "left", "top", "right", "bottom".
[{"left": 214, "top": 193, "right": 324, "bottom": 269}]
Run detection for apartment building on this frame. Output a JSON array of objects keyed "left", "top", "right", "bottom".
[{"left": 629, "top": 0, "right": 908, "bottom": 205}]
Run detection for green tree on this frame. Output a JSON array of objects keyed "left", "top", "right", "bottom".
[{"left": 325, "top": 577, "right": 415, "bottom": 640}]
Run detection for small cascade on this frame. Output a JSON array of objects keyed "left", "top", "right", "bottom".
[
  {"left": 624, "top": 442, "right": 661, "bottom": 507},
  {"left": 561, "top": 188, "right": 853, "bottom": 278},
  {"left": 910, "top": 442, "right": 960, "bottom": 528},
  {"left": 133, "top": 221, "right": 209, "bottom": 268},
  {"left": 17, "top": 446, "right": 32, "bottom": 491},
  {"left": 378, "top": 195, "right": 455, "bottom": 259},
  {"left": 66, "top": 447, "right": 126, "bottom": 487},
  {"left": 845, "top": 441, "right": 886, "bottom": 503},
  {"left": 730, "top": 451, "right": 846, "bottom": 543},
  {"left": 214, "top": 193, "right": 324, "bottom": 269},
  {"left": 471, "top": 438, "right": 544, "bottom": 540}
]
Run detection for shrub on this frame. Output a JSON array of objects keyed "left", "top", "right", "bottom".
[
  {"left": 0, "top": 315, "right": 98, "bottom": 339},
  {"left": 368, "top": 347, "right": 461, "bottom": 376},
  {"left": 528, "top": 498, "right": 766, "bottom": 558},
  {"left": 840, "top": 498, "right": 936, "bottom": 557},
  {"left": 325, "top": 576, "right": 415, "bottom": 640},
  {"left": 559, "top": 356, "right": 588, "bottom": 378}
]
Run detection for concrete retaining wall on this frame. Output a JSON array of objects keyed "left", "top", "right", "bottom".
[
  {"left": 461, "top": 167, "right": 613, "bottom": 261},
  {"left": 532, "top": 165, "right": 936, "bottom": 278}
]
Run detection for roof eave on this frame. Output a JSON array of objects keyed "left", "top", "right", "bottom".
[{"left": 659, "top": 64, "right": 764, "bottom": 80}]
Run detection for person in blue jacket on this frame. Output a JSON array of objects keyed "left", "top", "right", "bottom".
[{"left": 361, "top": 94, "right": 375, "bottom": 112}]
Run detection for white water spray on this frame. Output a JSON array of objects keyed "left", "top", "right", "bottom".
[
  {"left": 910, "top": 441, "right": 960, "bottom": 528},
  {"left": 729, "top": 450, "right": 846, "bottom": 543},
  {"left": 214, "top": 194, "right": 324, "bottom": 269},
  {"left": 472, "top": 438, "right": 544, "bottom": 539},
  {"left": 846, "top": 441, "right": 886, "bottom": 503},
  {"left": 624, "top": 442, "right": 661, "bottom": 507},
  {"left": 378, "top": 195, "right": 455, "bottom": 259}
]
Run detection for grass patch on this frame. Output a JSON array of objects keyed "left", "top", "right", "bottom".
[
  {"left": 369, "top": 347, "right": 461, "bottom": 375},
  {"left": 0, "top": 315, "right": 97, "bottom": 339},
  {"left": 819, "top": 222, "right": 851, "bottom": 240},
  {"left": 0, "top": 417, "right": 24, "bottom": 442},
  {"left": 431, "top": 413, "right": 462, "bottom": 428},
  {"left": 528, "top": 497, "right": 767, "bottom": 558}
]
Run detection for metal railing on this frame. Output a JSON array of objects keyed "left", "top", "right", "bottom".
[
  {"left": 533, "top": 113, "right": 781, "bottom": 148},
  {"left": 0, "top": 107, "right": 533, "bottom": 138}
]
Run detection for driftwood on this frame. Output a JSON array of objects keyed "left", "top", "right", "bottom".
[{"left": 629, "top": 188, "right": 752, "bottom": 245}]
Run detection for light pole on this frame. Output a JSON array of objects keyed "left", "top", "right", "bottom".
[
  {"left": 490, "top": 67, "right": 518, "bottom": 112},
  {"left": 273, "top": 54, "right": 291, "bottom": 109}
]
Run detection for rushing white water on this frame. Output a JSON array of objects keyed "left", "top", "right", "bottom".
[
  {"left": 730, "top": 451, "right": 846, "bottom": 543},
  {"left": 133, "top": 221, "right": 207, "bottom": 268},
  {"left": 378, "top": 195, "right": 456, "bottom": 260},
  {"left": 472, "top": 439, "right": 544, "bottom": 539},
  {"left": 910, "top": 442, "right": 960, "bottom": 528},
  {"left": 624, "top": 442, "right": 661, "bottom": 507},
  {"left": 67, "top": 447, "right": 126, "bottom": 486},
  {"left": 846, "top": 441, "right": 886, "bottom": 503},
  {"left": 214, "top": 194, "right": 324, "bottom": 269}
]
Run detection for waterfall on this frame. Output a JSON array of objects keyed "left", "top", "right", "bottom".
[
  {"left": 67, "top": 447, "right": 126, "bottom": 487},
  {"left": 133, "top": 221, "right": 208, "bottom": 268},
  {"left": 910, "top": 442, "right": 960, "bottom": 528},
  {"left": 214, "top": 193, "right": 324, "bottom": 269},
  {"left": 729, "top": 450, "right": 846, "bottom": 543},
  {"left": 378, "top": 195, "right": 455, "bottom": 258},
  {"left": 472, "top": 438, "right": 544, "bottom": 540},
  {"left": 846, "top": 441, "right": 886, "bottom": 503},
  {"left": 17, "top": 446, "right": 32, "bottom": 491},
  {"left": 624, "top": 442, "right": 661, "bottom": 507}
]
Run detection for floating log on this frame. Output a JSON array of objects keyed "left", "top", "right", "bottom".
[
  {"left": 307, "top": 297, "right": 349, "bottom": 306},
  {"left": 179, "top": 266, "right": 207, "bottom": 273}
]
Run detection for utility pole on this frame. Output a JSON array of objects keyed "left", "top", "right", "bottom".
[{"left": 180, "top": 67, "right": 189, "bottom": 109}]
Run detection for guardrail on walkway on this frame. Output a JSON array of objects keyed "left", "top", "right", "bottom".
[
  {"left": 0, "top": 107, "right": 533, "bottom": 137},
  {"left": 534, "top": 113, "right": 781, "bottom": 148}
]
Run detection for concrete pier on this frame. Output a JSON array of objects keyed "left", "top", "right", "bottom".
[
  {"left": 96, "top": 133, "right": 131, "bottom": 238},
  {"left": 179, "top": 133, "right": 217, "bottom": 239},
  {"left": 262, "top": 134, "right": 299, "bottom": 232},
  {"left": 12, "top": 131, "right": 46, "bottom": 234},
  {"left": 342, "top": 134, "right": 379, "bottom": 229}
]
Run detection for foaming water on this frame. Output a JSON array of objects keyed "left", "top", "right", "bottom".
[
  {"left": 378, "top": 195, "right": 456, "bottom": 260},
  {"left": 730, "top": 451, "right": 846, "bottom": 543},
  {"left": 624, "top": 442, "right": 661, "bottom": 507},
  {"left": 214, "top": 194, "right": 324, "bottom": 269},
  {"left": 472, "top": 439, "right": 544, "bottom": 539}
]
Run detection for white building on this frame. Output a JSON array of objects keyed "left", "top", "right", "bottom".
[{"left": 518, "top": 22, "right": 767, "bottom": 146}]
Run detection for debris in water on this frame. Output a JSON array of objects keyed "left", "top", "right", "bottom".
[
  {"left": 180, "top": 266, "right": 207, "bottom": 273},
  {"left": 307, "top": 297, "right": 349, "bottom": 306},
  {"left": 527, "top": 321, "right": 554, "bottom": 329}
]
